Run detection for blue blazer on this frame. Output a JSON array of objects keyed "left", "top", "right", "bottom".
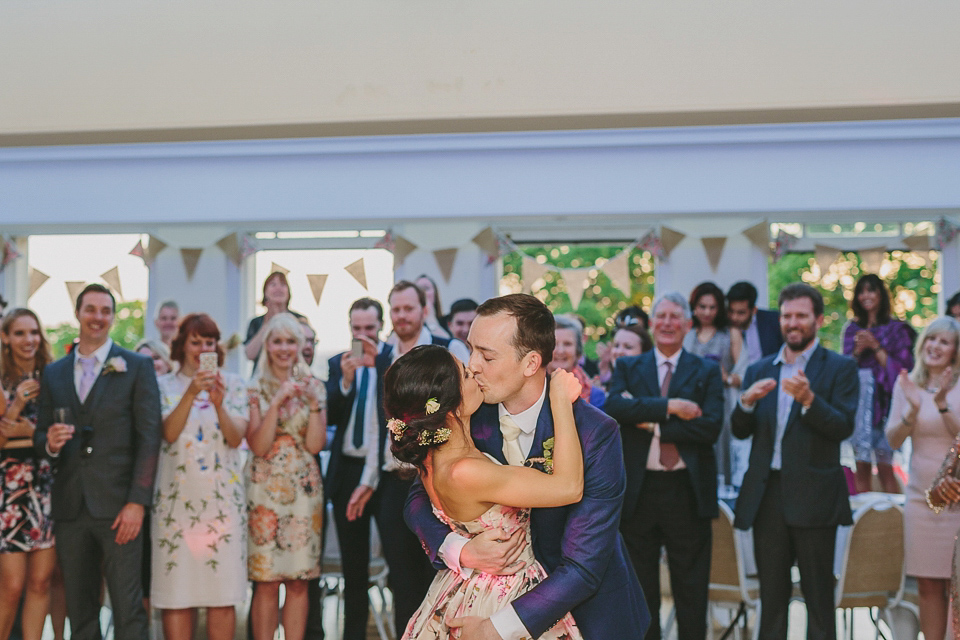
[
  {"left": 755, "top": 308, "right": 784, "bottom": 357},
  {"left": 605, "top": 349, "right": 724, "bottom": 519},
  {"left": 731, "top": 345, "right": 858, "bottom": 530},
  {"left": 324, "top": 344, "right": 393, "bottom": 495},
  {"left": 404, "top": 380, "right": 650, "bottom": 639}
]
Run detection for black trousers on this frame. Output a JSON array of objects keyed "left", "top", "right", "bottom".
[
  {"left": 55, "top": 508, "right": 148, "bottom": 640},
  {"left": 752, "top": 472, "right": 837, "bottom": 640},
  {"left": 620, "top": 470, "right": 712, "bottom": 640}
]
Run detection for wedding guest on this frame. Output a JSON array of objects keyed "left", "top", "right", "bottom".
[
  {"left": 245, "top": 272, "right": 306, "bottom": 368},
  {"left": 843, "top": 274, "right": 915, "bottom": 493},
  {"left": 414, "top": 275, "right": 451, "bottom": 339},
  {"left": 0, "top": 309, "right": 55, "bottom": 640},
  {"left": 298, "top": 319, "right": 316, "bottom": 368},
  {"left": 597, "top": 324, "right": 653, "bottom": 389},
  {"left": 246, "top": 314, "right": 326, "bottom": 640},
  {"left": 135, "top": 339, "right": 173, "bottom": 376},
  {"left": 152, "top": 314, "right": 248, "bottom": 640},
  {"left": 885, "top": 316, "right": 960, "bottom": 640},
  {"left": 946, "top": 291, "right": 960, "bottom": 321},
  {"left": 615, "top": 305, "right": 649, "bottom": 331},
  {"left": 548, "top": 315, "right": 606, "bottom": 408},
  {"left": 154, "top": 301, "right": 180, "bottom": 349},
  {"left": 446, "top": 299, "right": 478, "bottom": 343}
]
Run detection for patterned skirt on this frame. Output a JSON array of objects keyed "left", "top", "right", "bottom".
[{"left": 0, "top": 447, "right": 55, "bottom": 553}]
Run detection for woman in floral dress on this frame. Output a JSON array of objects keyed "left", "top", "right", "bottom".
[
  {"left": 384, "top": 345, "right": 584, "bottom": 640},
  {"left": 246, "top": 313, "right": 326, "bottom": 640},
  {"left": 0, "top": 309, "right": 55, "bottom": 640},
  {"left": 152, "top": 314, "right": 248, "bottom": 640}
]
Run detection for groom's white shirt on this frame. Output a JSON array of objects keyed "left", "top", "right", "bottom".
[{"left": 437, "top": 384, "right": 546, "bottom": 640}]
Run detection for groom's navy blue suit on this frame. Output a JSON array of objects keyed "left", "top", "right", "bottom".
[{"left": 405, "top": 380, "right": 650, "bottom": 639}]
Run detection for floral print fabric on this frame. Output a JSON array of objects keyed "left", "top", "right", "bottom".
[
  {"left": 151, "top": 371, "right": 249, "bottom": 608},
  {"left": 245, "top": 379, "right": 324, "bottom": 582}
]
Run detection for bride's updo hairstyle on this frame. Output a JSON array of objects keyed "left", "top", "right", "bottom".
[{"left": 384, "top": 345, "right": 463, "bottom": 473}]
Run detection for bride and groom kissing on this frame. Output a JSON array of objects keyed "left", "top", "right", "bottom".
[{"left": 390, "top": 294, "right": 650, "bottom": 640}]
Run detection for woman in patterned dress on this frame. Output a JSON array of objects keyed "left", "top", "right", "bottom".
[
  {"left": 0, "top": 309, "right": 55, "bottom": 640},
  {"left": 152, "top": 313, "right": 249, "bottom": 640},
  {"left": 384, "top": 345, "right": 584, "bottom": 640},
  {"left": 246, "top": 313, "right": 326, "bottom": 640}
]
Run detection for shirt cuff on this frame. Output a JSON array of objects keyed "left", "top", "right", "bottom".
[
  {"left": 738, "top": 397, "right": 756, "bottom": 413},
  {"left": 45, "top": 442, "right": 60, "bottom": 457},
  {"left": 490, "top": 605, "right": 531, "bottom": 640},
  {"left": 438, "top": 532, "right": 473, "bottom": 578},
  {"left": 359, "top": 466, "right": 380, "bottom": 492},
  {"left": 339, "top": 379, "right": 351, "bottom": 395}
]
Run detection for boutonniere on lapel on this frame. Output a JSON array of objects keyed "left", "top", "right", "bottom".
[
  {"left": 524, "top": 437, "right": 555, "bottom": 474},
  {"left": 102, "top": 356, "right": 128, "bottom": 375}
]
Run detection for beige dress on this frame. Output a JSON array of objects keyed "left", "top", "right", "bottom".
[{"left": 245, "top": 378, "right": 325, "bottom": 581}]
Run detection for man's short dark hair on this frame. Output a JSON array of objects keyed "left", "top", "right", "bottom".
[
  {"left": 777, "top": 283, "right": 824, "bottom": 317},
  {"left": 389, "top": 281, "right": 426, "bottom": 308},
  {"left": 449, "top": 298, "right": 479, "bottom": 316},
  {"left": 475, "top": 294, "right": 555, "bottom": 366},
  {"left": 75, "top": 283, "right": 116, "bottom": 313},
  {"left": 727, "top": 281, "right": 758, "bottom": 309},
  {"left": 350, "top": 297, "right": 384, "bottom": 323}
]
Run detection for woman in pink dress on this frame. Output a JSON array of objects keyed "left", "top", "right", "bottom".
[
  {"left": 885, "top": 316, "right": 960, "bottom": 640},
  {"left": 384, "top": 345, "right": 583, "bottom": 640}
]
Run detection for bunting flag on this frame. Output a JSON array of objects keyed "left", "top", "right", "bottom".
[
  {"left": 374, "top": 231, "right": 395, "bottom": 252},
  {"left": 521, "top": 255, "right": 552, "bottom": 294},
  {"left": 344, "top": 258, "right": 368, "bottom": 290},
  {"left": 772, "top": 229, "right": 798, "bottom": 263},
  {"left": 100, "top": 266, "right": 124, "bottom": 300},
  {"left": 935, "top": 217, "right": 960, "bottom": 250},
  {"left": 28, "top": 267, "right": 49, "bottom": 299},
  {"left": 903, "top": 233, "right": 933, "bottom": 267},
  {"left": 742, "top": 221, "right": 770, "bottom": 250},
  {"left": 471, "top": 227, "right": 500, "bottom": 262},
  {"left": 660, "top": 226, "right": 686, "bottom": 258},
  {"left": 561, "top": 267, "right": 592, "bottom": 310},
  {"left": 65, "top": 281, "right": 87, "bottom": 307},
  {"left": 240, "top": 234, "right": 258, "bottom": 260},
  {"left": 306, "top": 274, "right": 328, "bottom": 305},
  {"left": 814, "top": 245, "right": 841, "bottom": 276},
  {"left": 181, "top": 249, "right": 203, "bottom": 280},
  {"left": 269, "top": 262, "right": 290, "bottom": 277},
  {"left": 604, "top": 251, "right": 632, "bottom": 295},
  {"left": 638, "top": 230, "right": 665, "bottom": 259},
  {"left": 129, "top": 235, "right": 167, "bottom": 267},
  {"left": 859, "top": 247, "right": 885, "bottom": 274},
  {"left": 701, "top": 237, "right": 727, "bottom": 272},
  {"left": 433, "top": 248, "right": 458, "bottom": 283},
  {"left": 1, "top": 237, "right": 22, "bottom": 271}
]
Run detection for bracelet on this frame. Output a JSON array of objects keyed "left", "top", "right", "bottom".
[
  {"left": 309, "top": 406, "right": 323, "bottom": 413},
  {"left": 939, "top": 404, "right": 950, "bottom": 414},
  {"left": 926, "top": 488, "right": 946, "bottom": 514}
]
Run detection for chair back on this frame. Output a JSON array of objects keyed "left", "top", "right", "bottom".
[
  {"left": 835, "top": 498, "right": 905, "bottom": 609},
  {"left": 709, "top": 501, "right": 757, "bottom": 605}
]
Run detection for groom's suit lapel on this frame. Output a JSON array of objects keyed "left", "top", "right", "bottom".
[
  {"left": 60, "top": 351, "right": 83, "bottom": 420},
  {"left": 473, "top": 403, "right": 507, "bottom": 464},
  {"left": 82, "top": 344, "right": 122, "bottom": 414},
  {"left": 527, "top": 380, "right": 553, "bottom": 461}
]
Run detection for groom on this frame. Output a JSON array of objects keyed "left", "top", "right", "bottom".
[{"left": 405, "top": 294, "right": 650, "bottom": 640}]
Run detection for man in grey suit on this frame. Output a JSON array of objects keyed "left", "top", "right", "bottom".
[{"left": 35, "top": 284, "right": 161, "bottom": 640}]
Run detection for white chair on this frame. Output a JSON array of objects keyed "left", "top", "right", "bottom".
[{"left": 708, "top": 500, "right": 761, "bottom": 640}]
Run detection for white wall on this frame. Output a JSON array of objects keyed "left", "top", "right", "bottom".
[{"left": 2, "top": 1, "right": 959, "bottom": 139}]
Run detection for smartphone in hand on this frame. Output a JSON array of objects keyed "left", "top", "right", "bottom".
[
  {"left": 199, "top": 352, "right": 218, "bottom": 372},
  {"left": 351, "top": 339, "right": 364, "bottom": 360}
]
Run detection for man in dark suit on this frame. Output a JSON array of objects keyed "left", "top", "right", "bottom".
[
  {"left": 406, "top": 294, "right": 650, "bottom": 640},
  {"left": 606, "top": 291, "right": 724, "bottom": 640},
  {"left": 727, "top": 281, "right": 783, "bottom": 363},
  {"left": 732, "top": 283, "right": 858, "bottom": 640},
  {"left": 322, "top": 297, "right": 394, "bottom": 640},
  {"left": 35, "top": 284, "right": 161, "bottom": 640}
]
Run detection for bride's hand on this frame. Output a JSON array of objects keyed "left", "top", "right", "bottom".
[{"left": 550, "top": 368, "right": 582, "bottom": 404}]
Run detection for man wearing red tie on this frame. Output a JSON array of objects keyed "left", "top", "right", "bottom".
[{"left": 606, "top": 291, "right": 725, "bottom": 640}]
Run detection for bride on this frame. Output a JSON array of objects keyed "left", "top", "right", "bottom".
[{"left": 384, "top": 344, "right": 584, "bottom": 640}]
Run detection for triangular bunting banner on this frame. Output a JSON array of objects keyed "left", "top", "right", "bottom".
[
  {"left": 772, "top": 230, "right": 798, "bottom": 263},
  {"left": 306, "top": 274, "right": 328, "bottom": 305},
  {"left": 345, "top": 258, "right": 368, "bottom": 290},
  {"left": 814, "top": 245, "right": 841, "bottom": 276},
  {"left": 1, "top": 237, "right": 22, "bottom": 271},
  {"left": 638, "top": 230, "right": 665, "bottom": 260},
  {"left": 143, "top": 235, "right": 167, "bottom": 267},
  {"left": 604, "top": 251, "right": 632, "bottom": 295},
  {"left": 393, "top": 235, "right": 418, "bottom": 266},
  {"left": 701, "top": 237, "right": 727, "bottom": 272},
  {"left": 216, "top": 233, "right": 243, "bottom": 267},
  {"left": 521, "top": 255, "right": 551, "bottom": 294},
  {"left": 561, "top": 267, "right": 592, "bottom": 310},
  {"left": 471, "top": 227, "right": 500, "bottom": 260},
  {"left": 129, "top": 239, "right": 145, "bottom": 261},
  {"left": 240, "top": 235, "right": 258, "bottom": 260},
  {"left": 374, "top": 231, "right": 395, "bottom": 252},
  {"left": 269, "top": 262, "right": 290, "bottom": 277},
  {"left": 859, "top": 247, "right": 885, "bottom": 274},
  {"left": 100, "top": 266, "right": 124, "bottom": 300},
  {"left": 28, "top": 267, "right": 49, "bottom": 299},
  {"left": 903, "top": 234, "right": 933, "bottom": 267},
  {"left": 181, "top": 248, "right": 203, "bottom": 280},
  {"left": 742, "top": 221, "right": 770, "bottom": 249},
  {"left": 433, "top": 248, "right": 458, "bottom": 283},
  {"left": 660, "top": 227, "right": 686, "bottom": 258},
  {"left": 65, "top": 281, "right": 87, "bottom": 307},
  {"left": 935, "top": 217, "right": 960, "bottom": 250}
]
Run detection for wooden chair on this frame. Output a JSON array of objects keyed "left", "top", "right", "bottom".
[{"left": 708, "top": 500, "right": 761, "bottom": 640}]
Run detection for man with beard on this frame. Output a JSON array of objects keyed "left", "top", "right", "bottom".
[{"left": 732, "top": 283, "right": 858, "bottom": 640}]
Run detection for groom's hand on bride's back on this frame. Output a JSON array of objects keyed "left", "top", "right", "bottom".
[
  {"left": 447, "top": 616, "right": 500, "bottom": 640},
  {"left": 461, "top": 527, "right": 526, "bottom": 575}
]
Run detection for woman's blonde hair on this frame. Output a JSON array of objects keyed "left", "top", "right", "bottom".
[
  {"left": 253, "top": 313, "right": 308, "bottom": 395},
  {"left": 134, "top": 338, "right": 174, "bottom": 373},
  {"left": 910, "top": 316, "right": 960, "bottom": 388}
]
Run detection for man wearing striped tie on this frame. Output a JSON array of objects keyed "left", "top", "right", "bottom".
[{"left": 605, "top": 291, "right": 725, "bottom": 640}]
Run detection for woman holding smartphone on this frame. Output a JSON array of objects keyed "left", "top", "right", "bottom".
[{"left": 151, "top": 313, "right": 249, "bottom": 640}]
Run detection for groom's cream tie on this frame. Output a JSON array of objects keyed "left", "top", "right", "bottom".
[{"left": 499, "top": 414, "right": 526, "bottom": 466}]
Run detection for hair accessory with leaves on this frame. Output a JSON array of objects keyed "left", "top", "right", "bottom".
[
  {"left": 425, "top": 398, "right": 440, "bottom": 415},
  {"left": 387, "top": 418, "right": 407, "bottom": 438},
  {"left": 417, "top": 427, "right": 451, "bottom": 446}
]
